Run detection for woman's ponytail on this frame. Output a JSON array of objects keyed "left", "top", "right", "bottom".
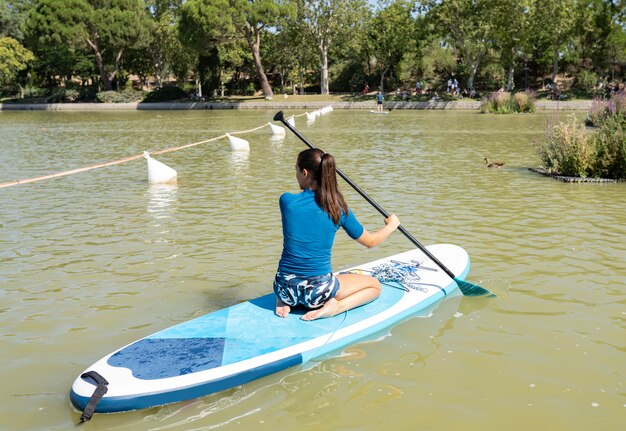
[
  {"left": 296, "top": 148, "right": 348, "bottom": 224},
  {"left": 317, "top": 152, "right": 348, "bottom": 224}
]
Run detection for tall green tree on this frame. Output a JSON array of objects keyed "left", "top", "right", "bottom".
[
  {"left": 27, "top": 0, "right": 152, "bottom": 91},
  {"left": 302, "top": 0, "right": 367, "bottom": 94},
  {"left": 492, "top": 0, "right": 531, "bottom": 91},
  {"left": 529, "top": 0, "right": 577, "bottom": 85},
  {"left": 0, "top": 36, "right": 34, "bottom": 94},
  {"left": 425, "top": 0, "right": 497, "bottom": 91},
  {"left": 275, "top": 0, "right": 317, "bottom": 94},
  {"left": 1, "top": 0, "right": 29, "bottom": 40},
  {"left": 179, "top": 0, "right": 287, "bottom": 99},
  {"left": 368, "top": 0, "right": 415, "bottom": 91}
]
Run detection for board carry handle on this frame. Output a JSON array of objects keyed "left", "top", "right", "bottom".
[
  {"left": 273, "top": 110, "right": 494, "bottom": 297},
  {"left": 77, "top": 371, "right": 109, "bottom": 423}
]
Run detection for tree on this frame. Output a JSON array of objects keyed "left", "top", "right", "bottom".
[
  {"left": 425, "top": 0, "right": 498, "bottom": 91},
  {"left": 27, "top": 0, "right": 152, "bottom": 91},
  {"left": 368, "top": 0, "right": 415, "bottom": 91},
  {"left": 1, "top": 0, "right": 33, "bottom": 41},
  {"left": 491, "top": 0, "right": 531, "bottom": 91},
  {"left": 271, "top": 0, "right": 317, "bottom": 94},
  {"left": 128, "top": 0, "right": 196, "bottom": 89},
  {"left": 302, "top": 0, "right": 368, "bottom": 94},
  {"left": 528, "top": 0, "right": 577, "bottom": 85},
  {"left": 0, "top": 36, "right": 34, "bottom": 93},
  {"left": 179, "top": 0, "right": 289, "bottom": 99}
]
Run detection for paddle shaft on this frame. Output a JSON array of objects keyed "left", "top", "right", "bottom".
[{"left": 274, "top": 111, "right": 458, "bottom": 281}]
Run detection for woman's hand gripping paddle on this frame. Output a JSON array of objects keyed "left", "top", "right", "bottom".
[{"left": 273, "top": 110, "right": 495, "bottom": 297}]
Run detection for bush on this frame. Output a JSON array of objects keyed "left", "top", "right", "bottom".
[
  {"left": 46, "top": 88, "right": 80, "bottom": 103},
  {"left": 246, "top": 82, "right": 256, "bottom": 96},
  {"left": 514, "top": 91, "right": 536, "bottom": 113},
  {"left": 536, "top": 116, "right": 593, "bottom": 177},
  {"left": 142, "top": 86, "right": 187, "bottom": 103},
  {"left": 536, "top": 109, "right": 626, "bottom": 180},
  {"left": 585, "top": 92, "right": 626, "bottom": 127},
  {"left": 480, "top": 91, "right": 536, "bottom": 114},
  {"left": 574, "top": 70, "right": 598, "bottom": 93},
  {"left": 96, "top": 90, "right": 144, "bottom": 103},
  {"left": 591, "top": 114, "right": 626, "bottom": 179}
]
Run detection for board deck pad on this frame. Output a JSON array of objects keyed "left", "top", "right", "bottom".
[{"left": 70, "top": 244, "right": 470, "bottom": 414}]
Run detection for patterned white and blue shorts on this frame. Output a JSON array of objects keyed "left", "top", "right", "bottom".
[{"left": 273, "top": 271, "right": 340, "bottom": 309}]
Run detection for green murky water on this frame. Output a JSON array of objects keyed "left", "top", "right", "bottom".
[{"left": 1, "top": 109, "right": 624, "bottom": 430}]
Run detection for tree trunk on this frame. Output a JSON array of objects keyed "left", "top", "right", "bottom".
[
  {"left": 379, "top": 64, "right": 390, "bottom": 92},
  {"left": 112, "top": 48, "right": 124, "bottom": 90},
  {"left": 467, "top": 51, "right": 483, "bottom": 90},
  {"left": 86, "top": 36, "right": 113, "bottom": 91},
  {"left": 319, "top": 43, "right": 329, "bottom": 94},
  {"left": 246, "top": 27, "right": 273, "bottom": 99},
  {"left": 551, "top": 46, "right": 559, "bottom": 84},
  {"left": 196, "top": 73, "right": 202, "bottom": 97},
  {"left": 299, "top": 68, "right": 305, "bottom": 95},
  {"left": 507, "top": 63, "right": 515, "bottom": 91}
]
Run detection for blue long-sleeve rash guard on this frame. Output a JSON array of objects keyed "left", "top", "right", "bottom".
[{"left": 278, "top": 189, "right": 364, "bottom": 277}]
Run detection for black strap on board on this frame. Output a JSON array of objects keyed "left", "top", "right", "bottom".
[{"left": 78, "top": 371, "right": 109, "bottom": 423}]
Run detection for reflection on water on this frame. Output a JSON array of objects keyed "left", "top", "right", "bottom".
[
  {"left": 269, "top": 135, "right": 285, "bottom": 146},
  {"left": 146, "top": 184, "right": 178, "bottom": 220},
  {"left": 0, "top": 110, "right": 624, "bottom": 431}
]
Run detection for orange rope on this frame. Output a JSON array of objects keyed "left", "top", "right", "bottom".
[{"left": 0, "top": 122, "right": 275, "bottom": 189}]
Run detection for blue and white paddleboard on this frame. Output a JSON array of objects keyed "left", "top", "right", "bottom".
[
  {"left": 70, "top": 244, "right": 470, "bottom": 414},
  {"left": 369, "top": 109, "right": 390, "bottom": 114}
]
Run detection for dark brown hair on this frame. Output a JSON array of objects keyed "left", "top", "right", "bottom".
[{"left": 297, "top": 148, "right": 348, "bottom": 224}]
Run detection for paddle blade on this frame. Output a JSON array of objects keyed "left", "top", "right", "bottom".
[{"left": 454, "top": 277, "right": 496, "bottom": 297}]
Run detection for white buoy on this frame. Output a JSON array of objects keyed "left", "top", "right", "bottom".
[
  {"left": 144, "top": 151, "right": 177, "bottom": 185},
  {"left": 268, "top": 122, "right": 286, "bottom": 136},
  {"left": 287, "top": 116, "right": 295, "bottom": 127},
  {"left": 226, "top": 133, "right": 250, "bottom": 152},
  {"left": 305, "top": 111, "right": 316, "bottom": 122}
]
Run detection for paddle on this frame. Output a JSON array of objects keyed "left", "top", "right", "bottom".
[{"left": 273, "top": 110, "right": 494, "bottom": 297}]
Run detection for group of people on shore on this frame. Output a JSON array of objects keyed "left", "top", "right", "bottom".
[
  {"left": 362, "top": 79, "right": 478, "bottom": 104},
  {"left": 596, "top": 79, "right": 625, "bottom": 99}
]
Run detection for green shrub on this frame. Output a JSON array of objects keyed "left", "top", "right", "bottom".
[
  {"left": 246, "top": 82, "right": 256, "bottom": 96},
  {"left": 514, "top": 91, "right": 536, "bottom": 113},
  {"left": 591, "top": 114, "right": 626, "bottom": 179},
  {"left": 536, "top": 116, "right": 593, "bottom": 177},
  {"left": 585, "top": 92, "right": 626, "bottom": 127},
  {"left": 481, "top": 91, "right": 536, "bottom": 114},
  {"left": 46, "top": 88, "right": 80, "bottom": 103},
  {"left": 96, "top": 90, "right": 144, "bottom": 103},
  {"left": 574, "top": 70, "right": 598, "bottom": 93},
  {"left": 537, "top": 108, "right": 626, "bottom": 179},
  {"left": 142, "top": 86, "right": 187, "bottom": 103}
]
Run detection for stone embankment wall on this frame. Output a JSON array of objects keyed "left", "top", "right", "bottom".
[{"left": 0, "top": 100, "right": 593, "bottom": 111}]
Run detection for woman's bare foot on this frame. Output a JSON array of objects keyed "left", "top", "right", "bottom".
[
  {"left": 301, "top": 298, "right": 341, "bottom": 321},
  {"left": 275, "top": 297, "right": 291, "bottom": 318}
]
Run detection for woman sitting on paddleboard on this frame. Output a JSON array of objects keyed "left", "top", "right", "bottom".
[{"left": 274, "top": 148, "right": 400, "bottom": 321}]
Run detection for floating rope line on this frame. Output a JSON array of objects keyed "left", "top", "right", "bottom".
[{"left": 0, "top": 122, "right": 278, "bottom": 189}]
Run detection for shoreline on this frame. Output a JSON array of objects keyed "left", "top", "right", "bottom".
[{"left": 0, "top": 100, "right": 593, "bottom": 111}]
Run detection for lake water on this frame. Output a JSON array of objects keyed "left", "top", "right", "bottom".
[{"left": 0, "top": 109, "right": 624, "bottom": 430}]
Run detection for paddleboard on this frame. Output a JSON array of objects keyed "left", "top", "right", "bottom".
[
  {"left": 370, "top": 109, "right": 390, "bottom": 114},
  {"left": 70, "top": 244, "right": 470, "bottom": 415}
]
